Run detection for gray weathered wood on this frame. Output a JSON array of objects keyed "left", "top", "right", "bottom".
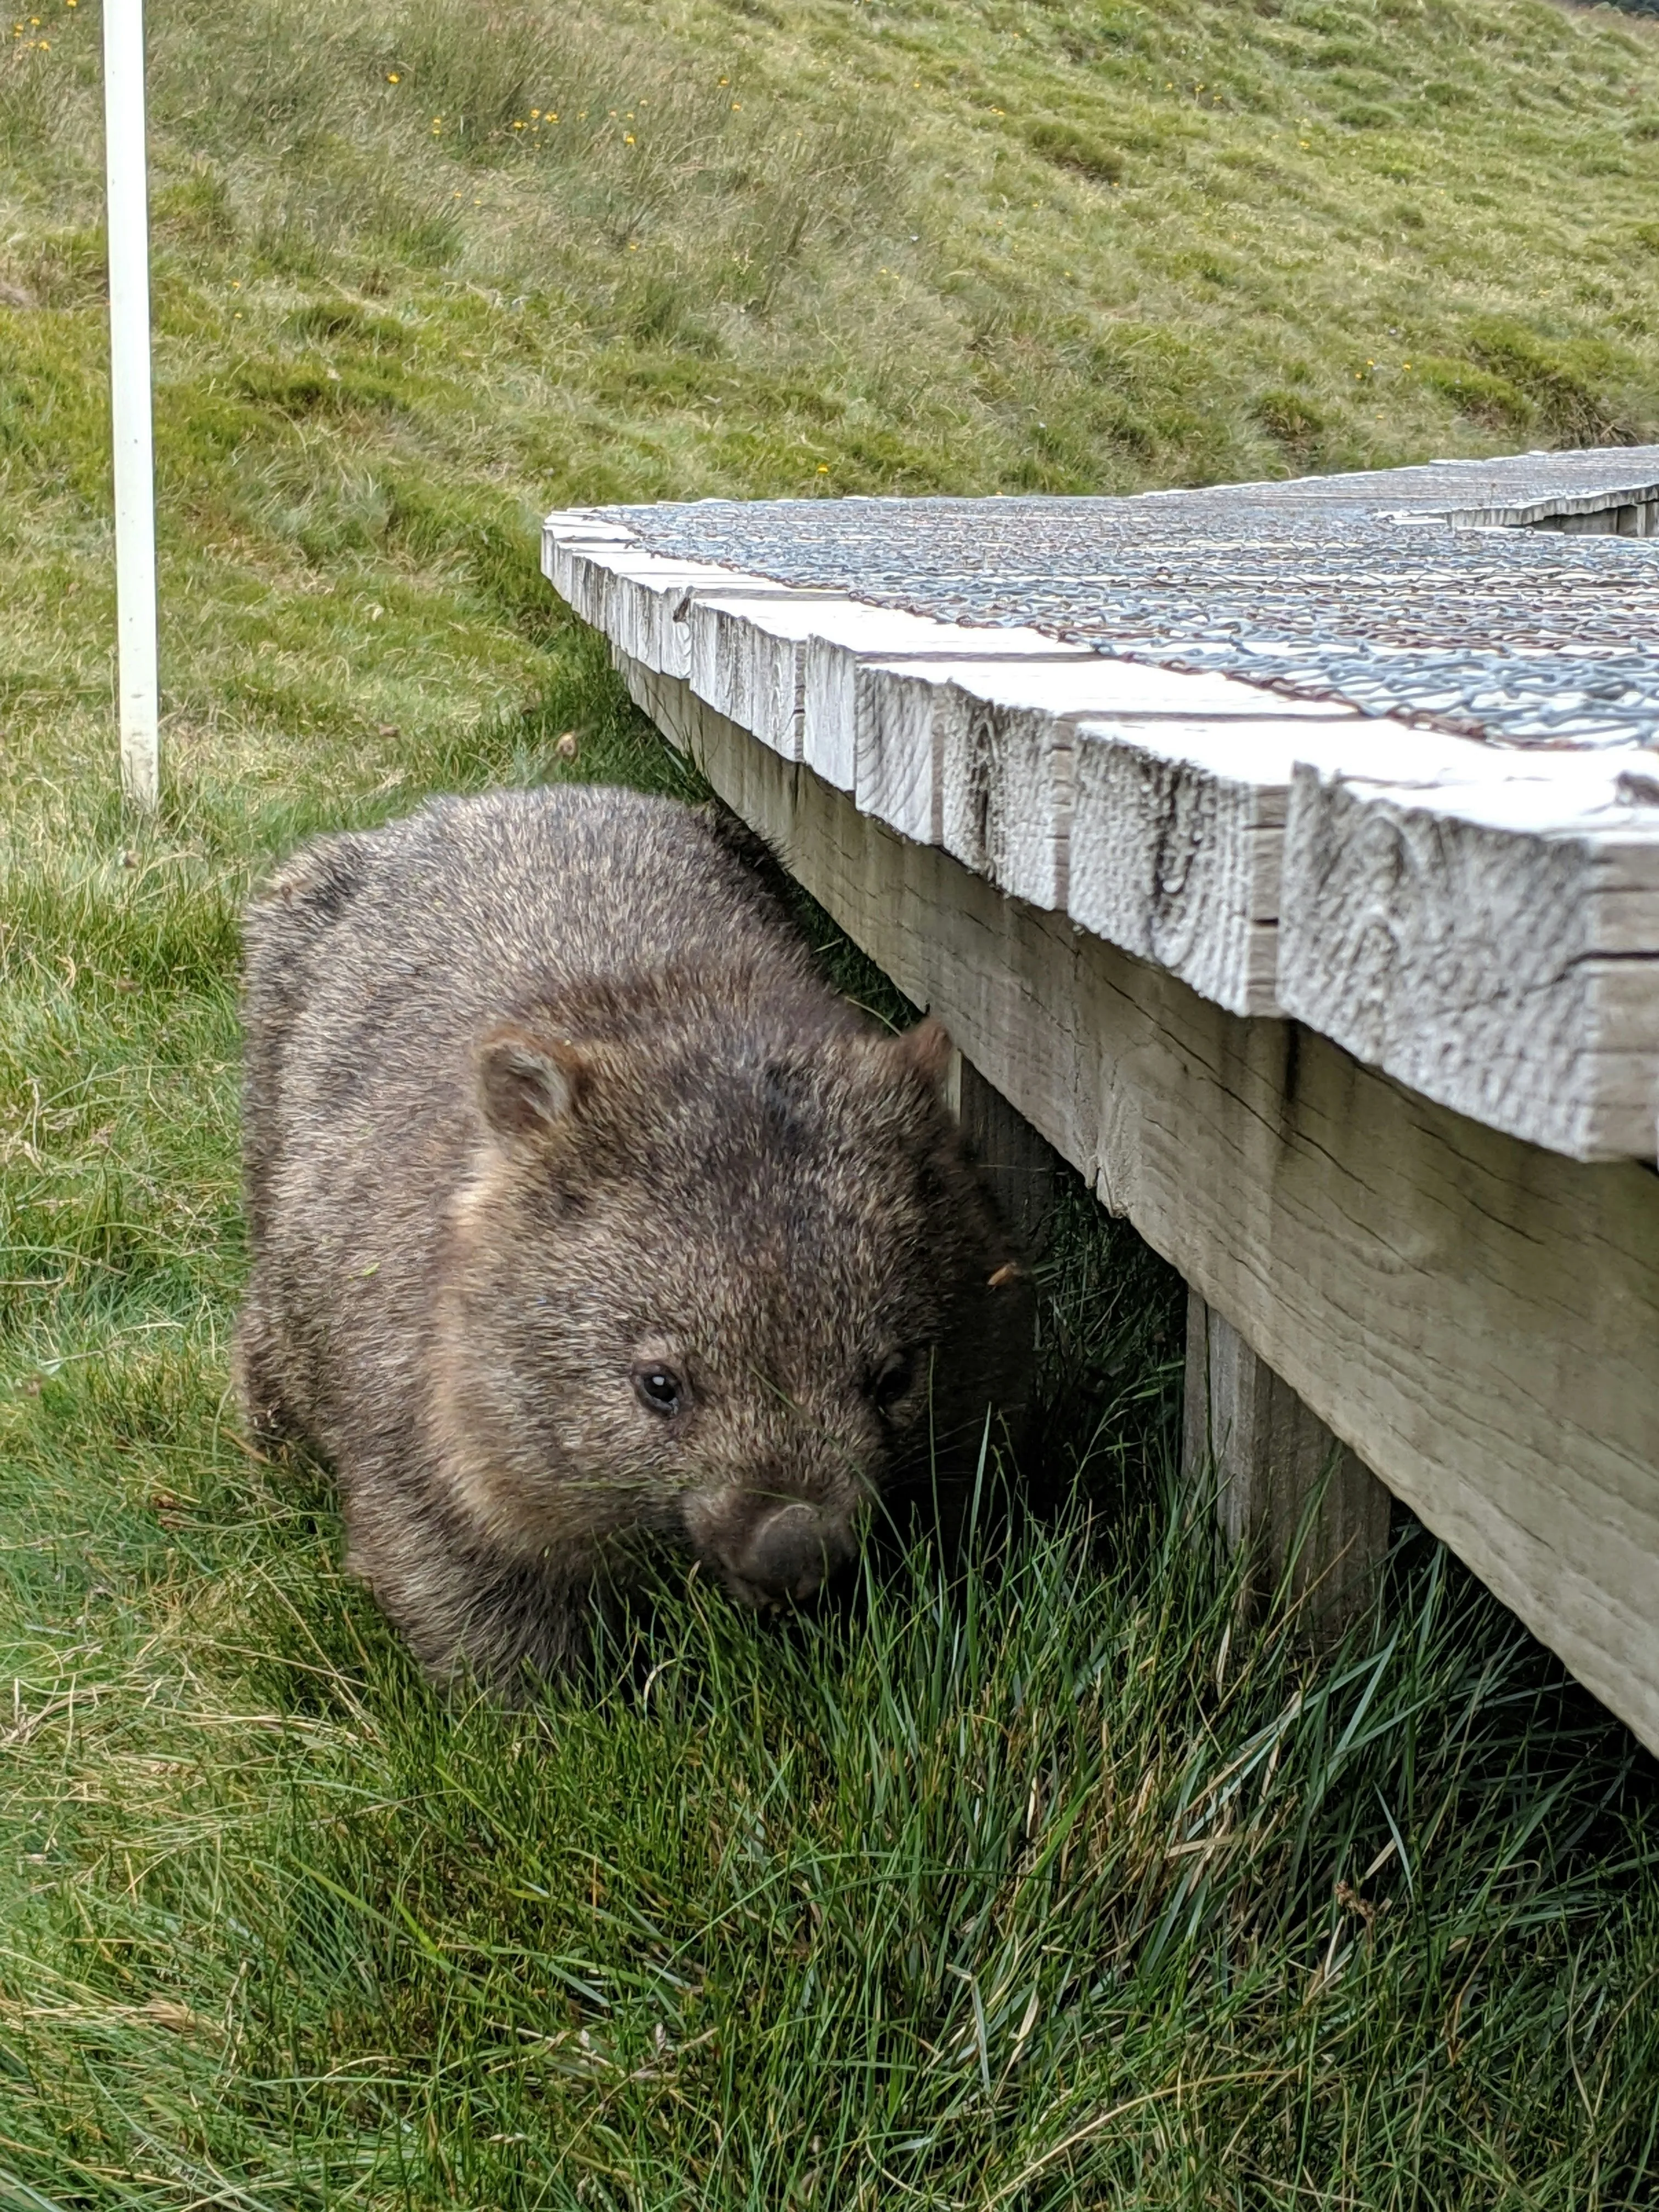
[
  {"left": 1182, "top": 1290, "right": 1391, "bottom": 1629},
  {"left": 865, "top": 653, "right": 1353, "bottom": 933},
  {"left": 544, "top": 525, "right": 805, "bottom": 681},
  {"left": 853, "top": 648, "right": 1093, "bottom": 848},
  {"left": 1278, "top": 764, "right": 1659, "bottom": 1161},
  {"left": 687, "top": 591, "right": 824, "bottom": 762},
  {"left": 622, "top": 662, "right": 1659, "bottom": 1758},
  {"left": 1436, "top": 479, "right": 1659, "bottom": 532},
  {"left": 552, "top": 515, "right": 1659, "bottom": 1156},
  {"left": 689, "top": 596, "right": 1047, "bottom": 783}
]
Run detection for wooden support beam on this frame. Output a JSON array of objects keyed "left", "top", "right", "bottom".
[
  {"left": 1182, "top": 1291, "right": 1391, "bottom": 1631},
  {"left": 950, "top": 1051, "right": 1061, "bottom": 1259}
]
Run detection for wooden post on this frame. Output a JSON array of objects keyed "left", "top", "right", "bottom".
[
  {"left": 1182, "top": 1289, "right": 1391, "bottom": 1630},
  {"left": 103, "top": 0, "right": 160, "bottom": 809},
  {"left": 947, "top": 1049, "right": 1060, "bottom": 1256}
]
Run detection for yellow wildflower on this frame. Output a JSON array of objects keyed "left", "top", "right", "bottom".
[{"left": 386, "top": 71, "right": 400, "bottom": 83}]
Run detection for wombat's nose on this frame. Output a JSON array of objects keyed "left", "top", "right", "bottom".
[{"left": 738, "top": 1503, "right": 855, "bottom": 1604}]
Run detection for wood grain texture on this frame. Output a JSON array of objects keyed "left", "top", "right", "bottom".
[
  {"left": 1070, "top": 718, "right": 1304, "bottom": 1017},
  {"left": 686, "top": 597, "right": 985, "bottom": 781},
  {"left": 542, "top": 522, "right": 799, "bottom": 681},
  {"left": 624, "top": 663, "right": 1659, "bottom": 1758},
  {"left": 1065, "top": 716, "right": 1517, "bottom": 1018},
  {"left": 805, "top": 618, "right": 1088, "bottom": 798},
  {"left": 1280, "top": 766, "right": 1659, "bottom": 1159},
  {"left": 852, "top": 648, "right": 1092, "bottom": 847},
  {"left": 855, "top": 653, "right": 1355, "bottom": 939},
  {"left": 556, "top": 516, "right": 1659, "bottom": 1162},
  {"left": 1182, "top": 1291, "right": 1391, "bottom": 1630},
  {"left": 687, "top": 591, "right": 822, "bottom": 761}
]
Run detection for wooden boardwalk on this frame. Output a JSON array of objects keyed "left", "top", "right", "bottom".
[{"left": 544, "top": 449, "right": 1659, "bottom": 1756}]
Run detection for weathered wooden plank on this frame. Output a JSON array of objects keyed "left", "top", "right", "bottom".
[
  {"left": 1279, "top": 765, "right": 1659, "bottom": 1159},
  {"left": 689, "top": 596, "right": 1022, "bottom": 774},
  {"left": 1066, "top": 714, "right": 1574, "bottom": 1019},
  {"left": 689, "top": 591, "right": 820, "bottom": 762},
  {"left": 1068, "top": 717, "right": 1311, "bottom": 1017},
  {"left": 805, "top": 621, "right": 1090, "bottom": 799},
  {"left": 541, "top": 523, "right": 808, "bottom": 680},
  {"left": 574, "top": 521, "right": 1659, "bottom": 1161},
  {"left": 543, "top": 512, "right": 638, "bottom": 547},
  {"left": 1182, "top": 1291, "right": 1391, "bottom": 1629},
  {"left": 853, "top": 650, "right": 1092, "bottom": 846},
  {"left": 620, "top": 657, "right": 702, "bottom": 753},
  {"left": 854, "top": 653, "right": 1355, "bottom": 922},
  {"left": 547, "top": 545, "right": 735, "bottom": 675},
  {"left": 1435, "top": 476, "right": 1659, "bottom": 531},
  {"left": 625, "top": 662, "right": 1659, "bottom": 1757}
]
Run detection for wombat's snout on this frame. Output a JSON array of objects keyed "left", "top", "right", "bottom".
[{"left": 728, "top": 1502, "right": 857, "bottom": 1606}]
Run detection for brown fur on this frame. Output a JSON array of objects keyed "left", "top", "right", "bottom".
[{"left": 235, "top": 784, "right": 1032, "bottom": 1688}]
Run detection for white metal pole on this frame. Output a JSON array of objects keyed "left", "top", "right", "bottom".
[{"left": 103, "top": 0, "right": 159, "bottom": 809}]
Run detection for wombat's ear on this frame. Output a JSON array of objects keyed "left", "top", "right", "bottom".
[
  {"left": 477, "top": 1026, "right": 588, "bottom": 1146},
  {"left": 889, "top": 1015, "right": 953, "bottom": 1091}
]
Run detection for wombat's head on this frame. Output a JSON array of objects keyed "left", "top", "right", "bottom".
[{"left": 433, "top": 991, "right": 1032, "bottom": 1610}]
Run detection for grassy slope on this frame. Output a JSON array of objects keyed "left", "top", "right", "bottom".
[{"left": 4, "top": 0, "right": 1659, "bottom": 2202}]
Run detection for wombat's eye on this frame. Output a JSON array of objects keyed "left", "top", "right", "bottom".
[
  {"left": 633, "top": 1364, "right": 685, "bottom": 1418},
  {"left": 869, "top": 1352, "right": 916, "bottom": 1414}
]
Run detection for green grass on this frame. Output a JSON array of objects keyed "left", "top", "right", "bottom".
[{"left": 5, "top": 0, "right": 1659, "bottom": 2199}]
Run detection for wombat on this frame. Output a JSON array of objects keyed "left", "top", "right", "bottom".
[{"left": 235, "top": 783, "right": 1034, "bottom": 1688}]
